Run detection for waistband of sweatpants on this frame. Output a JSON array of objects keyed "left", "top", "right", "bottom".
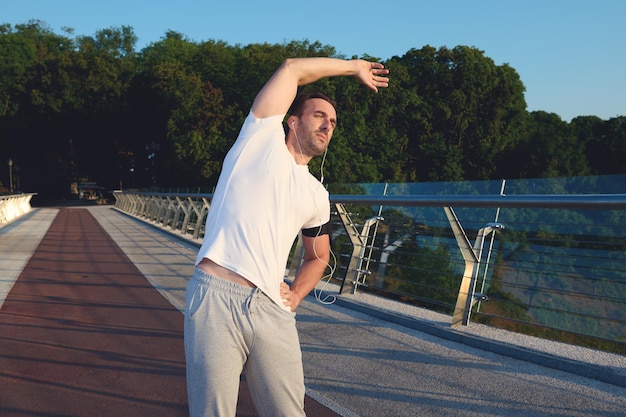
[{"left": 192, "top": 267, "right": 265, "bottom": 299}]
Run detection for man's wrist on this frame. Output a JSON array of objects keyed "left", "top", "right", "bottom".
[{"left": 292, "top": 287, "right": 304, "bottom": 302}]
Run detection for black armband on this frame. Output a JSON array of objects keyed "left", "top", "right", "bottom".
[{"left": 302, "top": 220, "right": 331, "bottom": 238}]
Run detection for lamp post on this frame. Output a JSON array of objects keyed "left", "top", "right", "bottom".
[
  {"left": 8, "top": 158, "right": 13, "bottom": 193},
  {"left": 145, "top": 142, "right": 159, "bottom": 185}
]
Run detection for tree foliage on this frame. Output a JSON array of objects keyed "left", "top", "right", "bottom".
[{"left": 0, "top": 21, "right": 624, "bottom": 198}]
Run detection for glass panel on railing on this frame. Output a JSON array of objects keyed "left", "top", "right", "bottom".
[{"left": 334, "top": 175, "right": 626, "bottom": 348}]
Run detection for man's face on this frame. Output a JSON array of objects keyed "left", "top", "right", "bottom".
[{"left": 294, "top": 98, "right": 337, "bottom": 157}]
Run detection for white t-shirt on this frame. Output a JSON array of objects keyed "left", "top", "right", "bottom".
[{"left": 195, "top": 111, "right": 330, "bottom": 309}]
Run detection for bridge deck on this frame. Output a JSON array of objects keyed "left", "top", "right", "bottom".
[{"left": 1, "top": 206, "right": 624, "bottom": 417}]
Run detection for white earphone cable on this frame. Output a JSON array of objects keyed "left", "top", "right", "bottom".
[{"left": 292, "top": 120, "right": 337, "bottom": 305}]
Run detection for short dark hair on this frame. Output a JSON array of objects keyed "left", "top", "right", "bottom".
[{"left": 288, "top": 91, "right": 337, "bottom": 117}]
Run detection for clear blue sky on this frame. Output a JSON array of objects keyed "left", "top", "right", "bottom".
[{"left": 4, "top": 0, "right": 625, "bottom": 121}]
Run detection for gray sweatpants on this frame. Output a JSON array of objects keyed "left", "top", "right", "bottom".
[{"left": 184, "top": 268, "right": 306, "bottom": 417}]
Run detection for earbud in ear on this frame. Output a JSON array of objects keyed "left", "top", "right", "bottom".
[{"left": 291, "top": 121, "right": 295, "bottom": 127}]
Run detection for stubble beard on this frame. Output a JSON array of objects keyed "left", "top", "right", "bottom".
[{"left": 296, "top": 129, "right": 328, "bottom": 158}]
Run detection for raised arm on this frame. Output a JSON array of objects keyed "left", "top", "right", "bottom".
[{"left": 251, "top": 57, "right": 389, "bottom": 119}]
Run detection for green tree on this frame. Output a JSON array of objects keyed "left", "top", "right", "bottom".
[
  {"left": 321, "top": 65, "right": 392, "bottom": 184},
  {"left": 0, "top": 21, "right": 79, "bottom": 196},
  {"left": 2, "top": 21, "right": 625, "bottom": 198},
  {"left": 508, "top": 111, "right": 591, "bottom": 178},
  {"left": 0, "top": 21, "right": 41, "bottom": 117},
  {"left": 150, "top": 60, "right": 233, "bottom": 185},
  {"left": 580, "top": 116, "right": 626, "bottom": 175},
  {"left": 387, "top": 46, "right": 527, "bottom": 182},
  {"left": 69, "top": 26, "right": 139, "bottom": 189}
]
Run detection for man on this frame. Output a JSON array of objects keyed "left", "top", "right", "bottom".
[{"left": 184, "top": 57, "right": 389, "bottom": 417}]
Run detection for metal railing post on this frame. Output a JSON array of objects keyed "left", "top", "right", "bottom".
[
  {"left": 335, "top": 203, "right": 382, "bottom": 294},
  {"left": 445, "top": 206, "right": 503, "bottom": 326}
]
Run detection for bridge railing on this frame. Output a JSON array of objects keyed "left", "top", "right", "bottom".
[
  {"left": 112, "top": 179, "right": 626, "bottom": 352},
  {"left": 0, "top": 193, "right": 36, "bottom": 228}
]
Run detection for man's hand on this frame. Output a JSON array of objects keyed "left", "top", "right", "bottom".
[
  {"left": 280, "top": 282, "right": 303, "bottom": 312},
  {"left": 353, "top": 60, "right": 390, "bottom": 92}
]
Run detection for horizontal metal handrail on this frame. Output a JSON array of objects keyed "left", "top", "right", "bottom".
[
  {"left": 119, "top": 191, "right": 626, "bottom": 210},
  {"left": 330, "top": 194, "right": 626, "bottom": 210}
]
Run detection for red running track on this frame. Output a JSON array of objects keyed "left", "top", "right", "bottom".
[{"left": 0, "top": 208, "right": 339, "bottom": 417}]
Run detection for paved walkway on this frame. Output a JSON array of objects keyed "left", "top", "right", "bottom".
[
  {"left": 0, "top": 207, "right": 336, "bottom": 417},
  {"left": 1, "top": 206, "right": 625, "bottom": 416}
]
